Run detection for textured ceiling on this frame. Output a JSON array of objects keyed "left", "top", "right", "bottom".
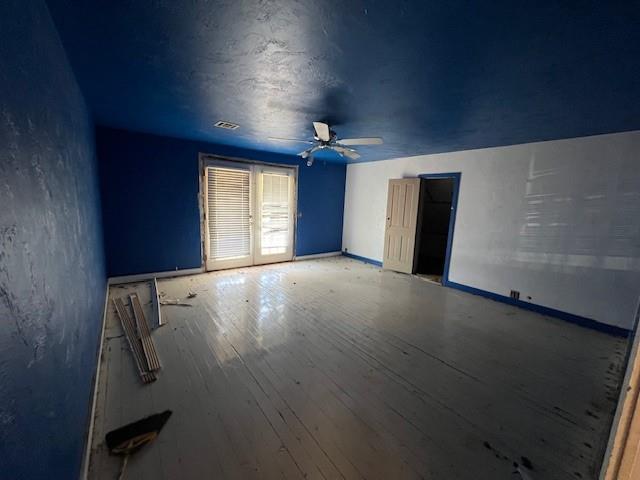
[{"left": 47, "top": 0, "right": 640, "bottom": 163}]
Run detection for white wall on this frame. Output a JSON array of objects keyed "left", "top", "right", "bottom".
[{"left": 343, "top": 131, "right": 640, "bottom": 329}]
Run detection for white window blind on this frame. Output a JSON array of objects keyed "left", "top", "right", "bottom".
[
  {"left": 207, "top": 167, "right": 251, "bottom": 260},
  {"left": 260, "top": 173, "right": 290, "bottom": 255}
]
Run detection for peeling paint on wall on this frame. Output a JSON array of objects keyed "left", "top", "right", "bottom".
[{"left": 0, "top": 1, "right": 106, "bottom": 478}]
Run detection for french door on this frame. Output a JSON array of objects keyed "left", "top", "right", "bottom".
[{"left": 204, "top": 160, "right": 296, "bottom": 271}]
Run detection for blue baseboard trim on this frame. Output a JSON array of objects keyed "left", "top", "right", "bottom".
[
  {"left": 444, "top": 279, "right": 631, "bottom": 337},
  {"left": 342, "top": 252, "right": 383, "bottom": 267},
  {"left": 340, "top": 252, "right": 629, "bottom": 337}
]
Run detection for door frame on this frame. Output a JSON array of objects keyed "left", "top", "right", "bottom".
[
  {"left": 198, "top": 153, "right": 299, "bottom": 271},
  {"left": 601, "top": 301, "right": 640, "bottom": 479},
  {"left": 417, "top": 172, "right": 461, "bottom": 285}
]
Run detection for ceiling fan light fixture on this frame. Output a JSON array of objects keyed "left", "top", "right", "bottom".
[{"left": 280, "top": 122, "right": 383, "bottom": 166}]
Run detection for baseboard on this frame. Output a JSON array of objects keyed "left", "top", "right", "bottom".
[
  {"left": 294, "top": 251, "right": 342, "bottom": 261},
  {"left": 342, "top": 252, "right": 384, "bottom": 267},
  {"left": 111, "top": 257, "right": 344, "bottom": 281},
  {"left": 80, "top": 283, "right": 110, "bottom": 480},
  {"left": 444, "top": 279, "right": 631, "bottom": 337},
  {"left": 108, "top": 266, "right": 204, "bottom": 285},
  {"left": 339, "top": 252, "right": 630, "bottom": 336}
]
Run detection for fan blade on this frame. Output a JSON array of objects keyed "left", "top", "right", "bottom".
[
  {"left": 342, "top": 150, "right": 361, "bottom": 160},
  {"left": 313, "top": 122, "right": 330, "bottom": 142},
  {"left": 269, "top": 137, "right": 314, "bottom": 145},
  {"left": 298, "top": 145, "right": 321, "bottom": 159},
  {"left": 332, "top": 146, "right": 361, "bottom": 160},
  {"left": 339, "top": 137, "right": 383, "bottom": 146}
]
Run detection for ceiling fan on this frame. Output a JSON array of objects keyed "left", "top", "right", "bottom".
[{"left": 269, "top": 122, "right": 383, "bottom": 166}]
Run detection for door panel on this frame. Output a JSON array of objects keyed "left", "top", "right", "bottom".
[
  {"left": 383, "top": 178, "right": 421, "bottom": 273},
  {"left": 205, "top": 164, "right": 254, "bottom": 270},
  {"left": 254, "top": 166, "right": 295, "bottom": 265}
]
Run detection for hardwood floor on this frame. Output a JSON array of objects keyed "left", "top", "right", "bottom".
[{"left": 89, "top": 257, "right": 628, "bottom": 480}]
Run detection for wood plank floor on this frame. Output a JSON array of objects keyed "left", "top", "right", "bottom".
[{"left": 89, "top": 257, "right": 628, "bottom": 480}]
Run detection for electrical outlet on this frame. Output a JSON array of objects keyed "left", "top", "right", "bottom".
[{"left": 510, "top": 290, "right": 520, "bottom": 300}]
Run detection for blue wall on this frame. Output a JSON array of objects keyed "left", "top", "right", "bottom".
[
  {"left": 0, "top": 1, "right": 106, "bottom": 478},
  {"left": 97, "top": 127, "right": 346, "bottom": 277}
]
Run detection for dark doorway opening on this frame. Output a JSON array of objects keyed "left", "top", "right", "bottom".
[{"left": 414, "top": 177, "right": 454, "bottom": 283}]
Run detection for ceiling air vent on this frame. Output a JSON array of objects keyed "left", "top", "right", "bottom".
[{"left": 214, "top": 120, "right": 240, "bottom": 130}]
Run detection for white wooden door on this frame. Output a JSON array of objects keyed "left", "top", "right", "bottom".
[
  {"left": 254, "top": 166, "right": 295, "bottom": 265},
  {"left": 383, "top": 178, "right": 421, "bottom": 274},
  {"left": 204, "top": 162, "right": 254, "bottom": 270}
]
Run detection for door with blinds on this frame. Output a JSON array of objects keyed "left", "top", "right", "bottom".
[
  {"left": 204, "top": 160, "right": 295, "bottom": 271},
  {"left": 254, "top": 166, "right": 295, "bottom": 265},
  {"left": 204, "top": 162, "right": 254, "bottom": 270}
]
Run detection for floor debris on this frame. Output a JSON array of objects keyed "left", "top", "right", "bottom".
[
  {"left": 160, "top": 299, "right": 192, "bottom": 307},
  {"left": 151, "top": 277, "right": 163, "bottom": 328},
  {"left": 113, "top": 297, "right": 156, "bottom": 384},
  {"left": 512, "top": 462, "right": 535, "bottom": 480},
  {"left": 130, "top": 293, "right": 161, "bottom": 371},
  {"left": 106, "top": 410, "right": 172, "bottom": 480}
]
